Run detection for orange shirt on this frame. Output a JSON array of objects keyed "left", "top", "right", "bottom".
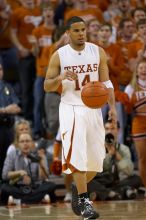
[
  {"left": 101, "top": 43, "right": 124, "bottom": 90},
  {"left": 10, "top": 6, "right": 41, "bottom": 49},
  {"left": 116, "top": 39, "right": 142, "bottom": 86},
  {"left": 89, "top": 0, "right": 110, "bottom": 12},
  {"left": 32, "top": 24, "right": 54, "bottom": 76},
  {"left": 128, "top": 39, "right": 143, "bottom": 59},
  {"left": 131, "top": 0, "right": 144, "bottom": 7},
  {"left": 42, "top": 44, "right": 57, "bottom": 68},
  {"left": 40, "top": 43, "right": 62, "bottom": 94},
  {"left": 64, "top": 7, "right": 104, "bottom": 24},
  {"left": 7, "top": 0, "right": 21, "bottom": 10},
  {"left": 0, "top": 19, "right": 13, "bottom": 48},
  {"left": 41, "top": 43, "right": 62, "bottom": 94}
]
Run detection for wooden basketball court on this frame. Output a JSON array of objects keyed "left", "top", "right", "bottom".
[{"left": 0, "top": 199, "right": 146, "bottom": 220}]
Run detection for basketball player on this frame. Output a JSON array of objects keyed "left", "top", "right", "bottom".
[{"left": 44, "top": 16, "right": 117, "bottom": 219}]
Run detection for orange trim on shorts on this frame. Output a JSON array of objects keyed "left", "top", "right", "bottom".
[
  {"left": 62, "top": 163, "right": 77, "bottom": 173},
  {"left": 62, "top": 113, "right": 78, "bottom": 173}
]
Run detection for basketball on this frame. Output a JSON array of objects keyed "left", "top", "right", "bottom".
[{"left": 81, "top": 81, "right": 109, "bottom": 108}]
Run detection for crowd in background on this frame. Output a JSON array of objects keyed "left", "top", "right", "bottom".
[{"left": 0, "top": 0, "right": 146, "bottom": 205}]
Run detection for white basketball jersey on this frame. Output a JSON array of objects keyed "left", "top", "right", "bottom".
[{"left": 58, "top": 42, "right": 100, "bottom": 105}]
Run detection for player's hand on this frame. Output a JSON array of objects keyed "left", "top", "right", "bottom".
[
  {"left": 53, "top": 157, "right": 60, "bottom": 161},
  {"left": 61, "top": 70, "right": 78, "bottom": 81}
]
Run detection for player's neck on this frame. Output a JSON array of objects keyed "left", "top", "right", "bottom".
[{"left": 69, "top": 42, "right": 85, "bottom": 52}]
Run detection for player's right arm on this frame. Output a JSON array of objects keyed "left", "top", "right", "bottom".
[
  {"left": 44, "top": 51, "right": 61, "bottom": 92},
  {"left": 44, "top": 51, "right": 77, "bottom": 92}
]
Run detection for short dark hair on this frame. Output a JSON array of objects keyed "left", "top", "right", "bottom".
[
  {"left": 99, "top": 22, "right": 112, "bottom": 32},
  {"left": 118, "top": 18, "right": 133, "bottom": 29},
  {"left": 137, "top": 18, "right": 146, "bottom": 29},
  {"left": 105, "top": 119, "right": 120, "bottom": 129},
  {"left": 66, "top": 16, "right": 85, "bottom": 30},
  {"left": 131, "top": 7, "right": 146, "bottom": 18}
]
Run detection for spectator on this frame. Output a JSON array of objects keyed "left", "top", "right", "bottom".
[
  {"left": 117, "top": 18, "right": 137, "bottom": 86},
  {"left": 6, "top": 119, "right": 33, "bottom": 156},
  {"left": 86, "top": 18, "right": 100, "bottom": 44},
  {"left": 125, "top": 59, "right": 146, "bottom": 188},
  {"left": 88, "top": 119, "right": 142, "bottom": 201},
  {"left": 0, "top": 62, "right": 21, "bottom": 180},
  {"left": 96, "top": 22, "right": 126, "bottom": 143},
  {"left": 10, "top": 0, "right": 42, "bottom": 122},
  {"left": 0, "top": 0, "right": 19, "bottom": 85},
  {"left": 128, "top": 18, "right": 146, "bottom": 73},
  {"left": 111, "top": 0, "right": 133, "bottom": 29},
  {"left": 103, "top": 0, "right": 119, "bottom": 23},
  {"left": 131, "top": 7, "right": 146, "bottom": 25},
  {"left": 30, "top": 3, "right": 56, "bottom": 139},
  {"left": 1, "top": 132, "right": 56, "bottom": 205}
]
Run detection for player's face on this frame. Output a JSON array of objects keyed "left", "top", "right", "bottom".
[{"left": 68, "top": 22, "right": 87, "bottom": 46}]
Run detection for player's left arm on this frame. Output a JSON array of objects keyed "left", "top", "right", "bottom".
[{"left": 98, "top": 47, "right": 117, "bottom": 123}]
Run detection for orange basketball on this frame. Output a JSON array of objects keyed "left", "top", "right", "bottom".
[{"left": 81, "top": 81, "right": 109, "bottom": 108}]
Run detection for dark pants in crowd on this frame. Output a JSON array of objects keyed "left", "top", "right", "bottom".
[
  {"left": 0, "top": 47, "right": 19, "bottom": 82},
  {"left": 44, "top": 92, "right": 60, "bottom": 138},
  {"left": 1, "top": 181, "right": 56, "bottom": 204},
  {"left": 18, "top": 55, "right": 36, "bottom": 122},
  {"left": 0, "top": 125, "right": 14, "bottom": 180},
  {"left": 88, "top": 172, "right": 142, "bottom": 201},
  {"left": 33, "top": 76, "right": 45, "bottom": 137}
]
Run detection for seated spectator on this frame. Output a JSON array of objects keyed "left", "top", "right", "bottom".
[
  {"left": 1, "top": 132, "right": 56, "bottom": 205},
  {"left": 6, "top": 119, "right": 33, "bottom": 156},
  {"left": 87, "top": 119, "right": 142, "bottom": 201},
  {"left": 0, "top": 62, "right": 21, "bottom": 180}
]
